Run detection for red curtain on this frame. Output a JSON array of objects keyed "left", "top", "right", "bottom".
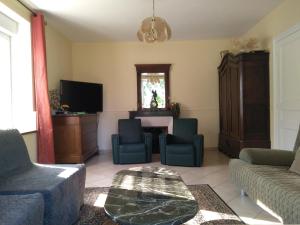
[{"left": 31, "top": 13, "right": 55, "bottom": 164}]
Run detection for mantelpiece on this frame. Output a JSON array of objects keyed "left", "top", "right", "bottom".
[
  {"left": 129, "top": 110, "right": 174, "bottom": 134},
  {"left": 129, "top": 110, "right": 173, "bottom": 118},
  {"left": 135, "top": 116, "right": 173, "bottom": 134}
]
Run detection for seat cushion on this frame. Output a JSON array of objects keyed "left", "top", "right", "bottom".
[
  {"left": 119, "top": 144, "right": 147, "bottom": 164},
  {"left": 119, "top": 144, "right": 146, "bottom": 153},
  {"left": 166, "top": 144, "right": 195, "bottom": 166},
  {"left": 0, "top": 194, "right": 44, "bottom": 225},
  {"left": 166, "top": 144, "right": 194, "bottom": 154},
  {"left": 118, "top": 119, "right": 143, "bottom": 144},
  {"left": 0, "top": 129, "right": 32, "bottom": 178},
  {"left": 0, "top": 164, "right": 86, "bottom": 225}
]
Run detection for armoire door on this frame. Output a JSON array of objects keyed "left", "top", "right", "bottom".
[
  {"left": 219, "top": 68, "right": 228, "bottom": 135},
  {"left": 229, "top": 64, "right": 240, "bottom": 139}
]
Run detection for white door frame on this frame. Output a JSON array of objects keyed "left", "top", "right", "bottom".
[{"left": 273, "top": 23, "right": 300, "bottom": 149}]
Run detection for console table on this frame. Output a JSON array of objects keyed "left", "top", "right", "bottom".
[{"left": 52, "top": 114, "right": 98, "bottom": 163}]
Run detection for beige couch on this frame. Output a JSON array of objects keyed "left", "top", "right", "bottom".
[{"left": 229, "top": 128, "right": 300, "bottom": 224}]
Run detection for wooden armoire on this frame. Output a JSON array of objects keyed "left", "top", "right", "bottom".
[{"left": 218, "top": 51, "right": 270, "bottom": 158}]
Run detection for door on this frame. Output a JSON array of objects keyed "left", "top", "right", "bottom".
[{"left": 274, "top": 24, "right": 300, "bottom": 150}]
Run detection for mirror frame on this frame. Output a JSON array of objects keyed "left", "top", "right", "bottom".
[{"left": 135, "top": 64, "right": 171, "bottom": 111}]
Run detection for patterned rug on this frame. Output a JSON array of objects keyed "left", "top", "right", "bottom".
[{"left": 78, "top": 184, "right": 244, "bottom": 225}]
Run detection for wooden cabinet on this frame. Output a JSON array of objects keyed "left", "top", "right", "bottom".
[
  {"left": 218, "top": 51, "right": 270, "bottom": 158},
  {"left": 52, "top": 114, "right": 98, "bottom": 163}
]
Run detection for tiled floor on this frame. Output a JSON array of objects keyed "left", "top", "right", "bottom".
[{"left": 85, "top": 148, "right": 282, "bottom": 224}]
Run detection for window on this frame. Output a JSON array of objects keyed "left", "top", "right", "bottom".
[
  {"left": 0, "top": 3, "right": 36, "bottom": 133},
  {"left": 141, "top": 73, "right": 166, "bottom": 108},
  {"left": 135, "top": 64, "right": 171, "bottom": 111},
  {"left": 0, "top": 31, "right": 12, "bottom": 128}
]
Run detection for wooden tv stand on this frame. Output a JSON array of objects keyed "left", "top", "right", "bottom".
[{"left": 52, "top": 114, "right": 98, "bottom": 163}]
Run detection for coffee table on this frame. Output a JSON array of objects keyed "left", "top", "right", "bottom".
[{"left": 104, "top": 167, "right": 198, "bottom": 225}]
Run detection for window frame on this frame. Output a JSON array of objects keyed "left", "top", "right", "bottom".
[
  {"left": 135, "top": 64, "right": 171, "bottom": 111},
  {"left": 0, "top": 3, "right": 36, "bottom": 133}
]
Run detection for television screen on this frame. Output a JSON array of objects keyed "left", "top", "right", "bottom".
[{"left": 60, "top": 80, "right": 103, "bottom": 113}]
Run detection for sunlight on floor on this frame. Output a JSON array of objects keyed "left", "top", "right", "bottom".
[
  {"left": 256, "top": 200, "right": 283, "bottom": 224},
  {"left": 200, "top": 209, "right": 239, "bottom": 221},
  {"left": 241, "top": 216, "right": 282, "bottom": 225},
  {"left": 94, "top": 194, "right": 108, "bottom": 208}
]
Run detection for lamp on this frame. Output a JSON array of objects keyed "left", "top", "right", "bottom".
[{"left": 137, "top": 0, "right": 171, "bottom": 43}]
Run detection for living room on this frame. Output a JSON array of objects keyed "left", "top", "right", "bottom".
[{"left": 0, "top": 0, "right": 300, "bottom": 224}]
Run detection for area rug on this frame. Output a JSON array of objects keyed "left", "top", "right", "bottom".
[{"left": 77, "top": 184, "right": 244, "bottom": 225}]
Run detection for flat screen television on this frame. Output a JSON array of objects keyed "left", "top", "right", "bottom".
[{"left": 60, "top": 80, "right": 103, "bottom": 113}]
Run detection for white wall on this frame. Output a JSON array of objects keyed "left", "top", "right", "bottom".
[
  {"left": 72, "top": 40, "right": 231, "bottom": 150},
  {"left": 45, "top": 24, "right": 73, "bottom": 90}
]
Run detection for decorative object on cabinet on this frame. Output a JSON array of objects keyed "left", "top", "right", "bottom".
[
  {"left": 169, "top": 102, "right": 180, "bottom": 118},
  {"left": 49, "top": 89, "right": 61, "bottom": 114},
  {"left": 49, "top": 89, "right": 70, "bottom": 115},
  {"left": 231, "top": 38, "right": 261, "bottom": 53},
  {"left": 52, "top": 114, "right": 98, "bottom": 163},
  {"left": 218, "top": 51, "right": 270, "bottom": 158},
  {"left": 150, "top": 90, "right": 159, "bottom": 110},
  {"left": 220, "top": 50, "right": 229, "bottom": 59}
]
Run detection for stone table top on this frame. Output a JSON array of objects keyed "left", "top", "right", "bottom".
[{"left": 104, "top": 167, "right": 198, "bottom": 225}]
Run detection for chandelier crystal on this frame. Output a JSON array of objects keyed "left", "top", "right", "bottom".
[{"left": 137, "top": 0, "right": 171, "bottom": 43}]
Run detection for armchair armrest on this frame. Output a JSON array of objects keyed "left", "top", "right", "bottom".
[
  {"left": 239, "top": 148, "right": 295, "bottom": 166},
  {"left": 143, "top": 132, "right": 152, "bottom": 162},
  {"left": 111, "top": 134, "right": 120, "bottom": 164},
  {"left": 159, "top": 133, "right": 172, "bottom": 164},
  {"left": 193, "top": 134, "right": 204, "bottom": 166}
]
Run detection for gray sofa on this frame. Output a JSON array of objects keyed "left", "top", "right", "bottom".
[
  {"left": 0, "top": 129, "right": 86, "bottom": 225},
  {"left": 229, "top": 127, "right": 300, "bottom": 224},
  {"left": 0, "top": 194, "right": 44, "bottom": 225}
]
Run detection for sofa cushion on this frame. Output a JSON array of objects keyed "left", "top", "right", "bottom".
[
  {"left": 239, "top": 148, "right": 294, "bottom": 166},
  {"left": 0, "top": 130, "right": 32, "bottom": 178},
  {"left": 118, "top": 119, "right": 143, "bottom": 144},
  {"left": 0, "top": 194, "right": 44, "bottom": 225},
  {"left": 172, "top": 119, "right": 197, "bottom": 144}
]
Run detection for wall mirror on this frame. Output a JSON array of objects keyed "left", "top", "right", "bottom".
[{"left": 135, "top": 64, "right": 171, "bottom": 111}]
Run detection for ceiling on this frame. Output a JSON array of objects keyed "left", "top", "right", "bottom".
[{"left": 25, "top": 0, "right": 283, "bottom": 42}]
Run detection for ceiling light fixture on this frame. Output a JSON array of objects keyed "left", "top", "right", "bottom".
[{"left": 137, "top": 0, "right": 171, "bottom": 43}]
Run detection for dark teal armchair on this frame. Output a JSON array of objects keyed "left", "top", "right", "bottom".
[
  {"left": 159, "top": 118, "right": 204, "bottom": 167},
  {"left": 112, "top": 119, "right": 152, "bottom": 164}
]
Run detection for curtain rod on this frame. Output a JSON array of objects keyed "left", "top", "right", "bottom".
[{"left": 16, "top": 0, "right": 37, "bottom": 16}]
